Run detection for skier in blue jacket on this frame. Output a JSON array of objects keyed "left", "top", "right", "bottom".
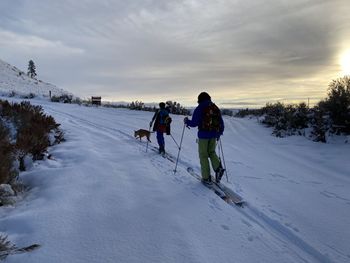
[
  {"left": 150, "top": 102, "right": 171, "bottom": 154},
  {"left": 184, "top": 92, "right": 225, "bottom": 185}
]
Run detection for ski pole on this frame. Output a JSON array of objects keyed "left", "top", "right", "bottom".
[
  {"left": 170, "top": 134, "right": 180, "bottom": 149},
  {"left": 146, "top": 125, "right": 152, "bottom": 153},
  {"left": 174, "top": 123, "right": 186, "bottom": 174},
  {"left": 217, "top": 140, "right": 225, "bottom": 181},
  {"left": 218, "top": 138, "right": 229, "bottom": 182}
]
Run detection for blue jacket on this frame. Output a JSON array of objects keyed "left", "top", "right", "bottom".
[
  {"left": 185, "top": 100, "right": 224, "bottom": 139},
  {"left": 151, "top": 109, "right": 169, "bottom": 132}
]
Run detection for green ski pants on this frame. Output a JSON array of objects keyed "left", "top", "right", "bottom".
[{"left": 198, "top": 138, "right": 221, "bottom": 180}]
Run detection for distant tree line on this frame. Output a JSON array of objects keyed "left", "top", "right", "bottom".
[
  {"left": 126, "top": 100, "right": 191, "bottom": 115},
  {"left": 235, "top": 76, "right": 350, "bottom": 142},
  {"left": 93, "top": 100, "right": 191, "bottom": 116}
]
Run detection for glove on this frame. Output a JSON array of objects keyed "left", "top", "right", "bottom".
[{"left": 184, "top": 117, "right": 188, "bottom": 124}]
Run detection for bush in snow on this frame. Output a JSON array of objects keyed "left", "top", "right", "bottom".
[
  {"left": 165, "top": 101, "right": 191, "bottom": 115},
  {"left": 234, "top": 108, "right": 264, "bottom": 118},
  {"left": 309, "top": 103, "right": 329, "bottom": 142},
  {"left": 0, "top": 184, "right": 17, "bottom": 206},
  {"left": 308, "top": 76, "right": 350, "bottom": 141},
  {"left": 0, "top": 235, "right": 16, "bottom": 260},
  {"left": 235, "top": 77, "right": 350, "bottom": 142},
  {"left": 0, "top": 123, "right": 17, "bottom": 184},
  {"left": 51, "top": 94, "right": 73, "bottom": 103},
  {"left": 21, "top": 93, "right": 36, "bottom": 99},
  {"left": 321, "top": 76, "right": 350, "bottom": 134},
  {"left": 8, "top": 91, "right": 16, "bottom": 97},
  {"left": 221, "top": 108, "right": 234, "bottom": 116},
  {"left": 128, "top": 100, "right": 144, "bottom": 110},
  {"left": 258, "top": 102, "right": 310, "bottom": 137},
  {"left": 125, "top": 100, "right": 191, "bottom": 116},
  {"left": 0, "top": 99, "right": 64, "bottom": 175}
]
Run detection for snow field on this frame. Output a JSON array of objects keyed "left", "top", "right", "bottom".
[{"left": 0, "top": 98, "right": 349, "bottom": 263}]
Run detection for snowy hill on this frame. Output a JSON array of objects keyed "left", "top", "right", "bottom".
[
  {"left": 1, "top": 97, "right": 350, "bottom": 263},
  {"left": 0, "top": 59, "right": 70, "bottom": 98}
]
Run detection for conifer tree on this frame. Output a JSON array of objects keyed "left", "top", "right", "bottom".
[{"left": 27, "top": 60, "right": 37, "bottom": 78}]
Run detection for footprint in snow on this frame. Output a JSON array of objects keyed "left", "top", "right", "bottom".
[
  {"left": 221, "top": 224, "right": 230, "bottom": 231},
  {"left": 320, "top": 190, "right": 350, "bottom": 202},
  {"left": 209, "top": 198, "right": 223, "bottom": 211},
  {"left": 269, "top": 173, "right": 286, "bottom": 179},
  {"left": 288, "top": 179, "right": 300, "bottom": 185}
]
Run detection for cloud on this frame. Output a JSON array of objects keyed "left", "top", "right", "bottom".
[
  {"left": 0, "top": 0, "right": 349, "bottom": 106},
  {"left": 0, "top": 29, "right": 84, "bottom": 55}
]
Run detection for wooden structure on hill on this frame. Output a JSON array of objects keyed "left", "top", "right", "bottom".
[{"left": 91, "top": 96, "right": 101, "bottom": 106}]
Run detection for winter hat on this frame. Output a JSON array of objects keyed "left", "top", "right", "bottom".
[
  {"left": 159, "top": 102, "right": 166, "bottom": 109},
  {"left": 197, "top": 92, "right": 211, "bottom": 103}
]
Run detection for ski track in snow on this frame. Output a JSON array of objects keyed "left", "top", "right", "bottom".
[
  {"left": 44, "top": 104, "right": 342, "bottom": 263},
  {"left": 1, "top": 99, "right": 349, "bottom": 263},
  {"left": 45, "top": 104, "right": 350, "bottom": 262}
]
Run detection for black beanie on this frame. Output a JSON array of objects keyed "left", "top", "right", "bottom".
[
  {"left": 159, "top": 102, "right": 165, "bottom": 109},
  {"left": 197, "top": 92, "right": 211, "bottom": 103}
]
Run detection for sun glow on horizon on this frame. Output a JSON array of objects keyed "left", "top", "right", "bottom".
[{"left": 340, "top": 50, "right": 350, "bottom": 76}]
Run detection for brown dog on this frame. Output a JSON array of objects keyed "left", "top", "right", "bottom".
[{"left": 134, "top": 129, "right": 152, "bottom": 142}]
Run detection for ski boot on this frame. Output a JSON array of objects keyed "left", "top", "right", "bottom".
[
  {"left": 159, "top": 145, "right": 165, "bottom": 155},
  {"left": 215, "top": 165, "right": 225, "bottom": 183},
  {"left": 201, "top": 177, "right": 213, "bottom": 186}
]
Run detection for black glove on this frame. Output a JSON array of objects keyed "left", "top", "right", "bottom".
[{"left": 184, "top": 117, "right": 188, "bottom": 124}]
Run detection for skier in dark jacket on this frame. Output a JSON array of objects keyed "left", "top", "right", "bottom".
[
  {"left": 184, "top": 92, "right": 225, "bottom": 184},
  {"left": 150, "top": 102, "right": 171, "bottom": 154}
]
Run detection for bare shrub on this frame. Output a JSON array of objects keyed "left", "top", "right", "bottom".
[
  {"left": 0, "top": 124, "right": 16, "bottom": 184},
  {"left": 0, "top": 235, "right": 16, "bottom": 260}
]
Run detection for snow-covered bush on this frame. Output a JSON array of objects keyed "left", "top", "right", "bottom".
[
  {"left": 165, "top": 101, "right": 191, "bottom": 115},
  {"left": 235, "top": 77, "right": 350, "bottom": 142},
  {"left": 309, "top": 104, "right": 329, "bottom": 142},
  {"left": 126, "top": 100, "right": 191, "bottom": 115},
  {"left": 51, "top": 94, "right": 73, "bottom": 103},
  {"left": 0, "top": 123, "right": 16, "bottom": 184},
  {"left": 21, "top": 93, "right": 36, "bottom": 99},
  {"left": 0, "top": 235, "right": 16, "bottom": 260},
  {"left": 0, "top": 99, "right": 64, "bottom": 176},
  {"left": 220, "top": 108, "right": 234, "bottom": 116},
  {"left": 321, "top": 76, "right": 350, "bottom": 134},
  {"left": 0, "top": 184, "right": 16, "bottom": 206},
  {"left": 257, "top": 102, "right": 309, "bottom": 137}
]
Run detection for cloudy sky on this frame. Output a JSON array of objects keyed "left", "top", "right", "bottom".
[{"left": 0, "top": 0, "right": 349, "bottom": 107}]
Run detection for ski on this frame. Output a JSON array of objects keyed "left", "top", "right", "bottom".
[
  {"left": 211, "top": 177, "right": 244, "bottom": 206},
  {"left": 150, "top": 146, "right": 175, "bottom": 163},
  {"left": 147, "top": 145, "right": 244, "bottom": 206},
  {"left": 187, "top": 167, "right": 232, "bottom": 203},
  {"left": 187, "top": 167, "right": 244, "bottom": 206}
]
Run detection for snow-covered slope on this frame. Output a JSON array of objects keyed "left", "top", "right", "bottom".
[
  {"left": 1, "top": 97, "right": 349, "bottom": 263},
  {"left": 0, "top": 59, "right": 70, "bottom": 98}
]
